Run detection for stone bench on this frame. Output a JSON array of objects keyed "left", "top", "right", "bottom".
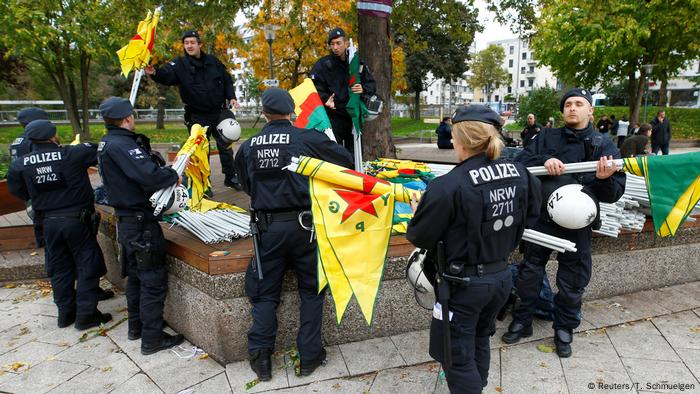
[{"left": 95, "top": 205, "right": 700, "bottom": 364}]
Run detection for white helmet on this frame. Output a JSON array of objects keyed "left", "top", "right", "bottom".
[
  {"left": 547, "top": 184, "right": 598, "bottom": 229},
  {"left": 405, "top": 248, "right": 435, "bottom": 309},
  {"left": 163, "top": 185, "right": 189, "bottom": 215},
  {"left": 217, "top": 109, "right": 241, "bottom": 146}
]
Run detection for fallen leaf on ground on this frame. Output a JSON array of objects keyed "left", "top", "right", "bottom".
[
  {"left": 101, "top": 366, "right": 112, "bottom": 372},
  {"left": 539, "top": 362, "right": 548, "bottom": 368},
  {"left": 3, "top": 284, "right": 16, "bottom": 289},
  {"left": 495, "top": 387, "right": 503, "bottom": 393},
  {"left": 7, "top": 362, "right": 27, "bottom": 372},
  {"left": 537, "top": 344, "right": 555, "bottom": 353},
  {"left": 332, "top": 383, "right": 341, "bottom": 389},
  {"left": 18, "top": 327, "right": 30, "bottom": 336},
  {"left": 244, "top": 378, "right": 260, "bottom": 390},
  {"left": 690, "top": 326, "right": 700, "bottom": 334},
  {"left": 198, "top": 353, "right": 209, "bottom": 360},
  {"left": 30, "top": 252, "right": 38, "bottom": 256}
]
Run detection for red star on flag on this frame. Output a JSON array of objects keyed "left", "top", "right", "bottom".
[
  {"left": 335, "top": 189, "right": 379, "bottom": 223},
  {"left": 341, "top": 169, "right": 389, "bottom": 194}
]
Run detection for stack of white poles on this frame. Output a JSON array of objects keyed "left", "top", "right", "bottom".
[
  {"left": 150, "top": 154, "right": 189, "bottom": 216},
  {"left": 522, "top": 229, "right": 577, "bottom": 253},
  {"left": 170, "top": 210, "right": 250, "bottom": 244}
]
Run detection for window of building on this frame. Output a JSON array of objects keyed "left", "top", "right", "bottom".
[
  {"left": 528, "top": 79, "right": 534, "bottom": 87},
  {"left": 529, "top": 66, "right": 535, "bottom": 73},
  {"left": 509, "top": 46, "right": 514, "bottom": 55},
  {"left": 508, "top": 59, "right": 513, "bottom": 68},
  {"left": 530, "top": 52, "right": 535, "bottom": 60},
  {"left": 508, "top": 73, "right": 513, "bottom": 80},
  {"left": 522, "top": 52, "right": 527, "bottom": 60},
  {"left": 520, "top": 80, "right": 525, "bottom": 87},
  {"left": 495, "top": 95, "right": 500, "bottom": 102},
  {"left": 507, "top": 86, "right": 512, "bottom": 93},
  {"left": 521, "top": 67, "right": 526, "bottom": 74}
]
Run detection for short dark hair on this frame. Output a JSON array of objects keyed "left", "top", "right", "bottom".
[
  {"left": 639, "top": 123, "right": 652, "bottom": 134},
  {"left": 657, "top": 110, "right": 665, "bottom": 115},
  {"left": 442, "top": 116, "right": 451, "bottom": 122}
]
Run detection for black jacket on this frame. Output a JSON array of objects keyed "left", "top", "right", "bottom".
[
  {"left": 150, "top": 52, "right": 235, "bottom": 114},
  {"left": 435, "top": 123, "right": 452, "bottom": 148},
  {"left": 407, "top": 153, "right": 541, "bottom": 268},
  {"left": 8, "top": 142, "right": 97, "bottom": 213},
  {"left": 649, "top": 117, "right": 671, "bottom": 145},
  {"left": 97, "top": 126, "right": 178, "bottom": 219},
  {"left": 515, "top": 124, "right": 626, "bottom": 205},
  {"left": 235, "top": 119, "right": 353, "bottom": 212},
  {"left": 9, "top": 131, "right": 33, "bottom": 164},
  {"left": 520, "top": 123, "right": 543, "bottom": 147},
  {"left": 310, "top": 54, "right": 376, "bottom": 114}
]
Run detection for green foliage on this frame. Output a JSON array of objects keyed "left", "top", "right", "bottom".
[
  {"left": 602, "top": 80, "right": 630, "bottom": 106},
  {"left": 393, "top": 0, "right": 480, "bottom": 93},
  {"left": 532, "top": 0, "right": 700, "bottom": 123},
  {"left": 468, "top": 45, "right": 510, "bottom": 102},
  {"left": 595, "top": 106, "right": 700, "bottom": 140},
  {"left": 485, "top": 0, "right": 541, "bottom": 36},
  {"left": 0, "top": 149, "right": 9, "bottom": 179},
  {"left": 516, "top": 86, "right": 561, "bottom": 126}
]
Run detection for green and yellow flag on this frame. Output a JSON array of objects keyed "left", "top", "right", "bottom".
[
  {"left": 623, "top": 152, "right": 700, "bottom": 237},
  {"left": 293, "top": 156, "right": 420, "bottom": 325}
]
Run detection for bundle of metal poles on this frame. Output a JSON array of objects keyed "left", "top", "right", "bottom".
[
  {"left": 149, "top": 154, "right": 189, "bottom": 216},
  {"left": 170, "top": 209, "right": 251, "bottom": 244},
  {"left": 522, "top": 229, "right": 577, "bottom": 253}
]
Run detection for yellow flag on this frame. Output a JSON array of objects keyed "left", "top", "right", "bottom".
[
  {"left": 116, "top": 9, "right": 160, "bottom": 77},
  {"left": 176, "top": 124, "right": 211, "bottom": 210},
  {"left": 293, "top": 156, "right": 400, "bottom": 325}
]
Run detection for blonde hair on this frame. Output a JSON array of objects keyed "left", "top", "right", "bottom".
[{"left": 451, "top": 121, "right": 504, "bottom": 160}]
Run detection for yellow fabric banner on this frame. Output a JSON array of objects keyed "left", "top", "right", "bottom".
[
  {"left": 176, "top": 124, "right": 210, "bottom": 211},
  {"left": 116, "top": 9, "right": 160, "bottom": 77}
]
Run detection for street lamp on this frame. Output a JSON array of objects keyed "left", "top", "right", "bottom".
[
  {"left": 642, "top": 64, "right": 656, "bottom": 123},
  {"left": 263, "top": 24, "right": 280, "bottom": 79}
]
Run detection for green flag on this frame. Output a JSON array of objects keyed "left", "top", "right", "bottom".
[
  {"left": 346, "top": 39, "right": 368, "bottom": 135},
  {"left": 623, "top": 152, "right": 700, "bottom": 237}
]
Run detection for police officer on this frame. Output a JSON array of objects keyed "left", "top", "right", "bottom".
[
  {"left": 9, "top": 107, "right": 50, "bottom": 163},
  {"left": 235, "top": 88, "right": 353, "bottom": 381},
  {"left": 502, "top": 89, "right": 626, "bottom": 357},
  {"left": 407, "top": 105, "right": 541, "bottom": 393},
  {"left": 97, "top": 97, "right": 184, "bottom": 355},
  {"left": 145, "top": 29, "right": 241, "bottom": 190},
  {"left": 7, "top": 120, "right": 111, "bottom": 330},
  {"left": 310, "top": 27, "right": 377, "bottom": 154}
]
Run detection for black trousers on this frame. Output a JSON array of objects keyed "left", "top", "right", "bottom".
[
  {"left": 327, "top": 109, "right": 355, "bottom": 156},
  {"left": 245, "top": 219, "right": 324, "bottom": 364},
  {"left": 186, "top": 110, "right": 236, "bottom": 178},
  {"left": 511, "top": 222, "right": 592, "bottom": 331},
  {"left": 651, "top": 142, "right": 670, "bottom": 155},
  {"left": 429, "top": 269, "right": 512, "bottom": 394},
  {"left": 43, "top": 216, "right": 105, "bottom": 317},
  {"left": 118, "top": 219, "right": 168, "bottom": 344}
]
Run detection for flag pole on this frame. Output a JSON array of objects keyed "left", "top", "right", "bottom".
[
  {"left": 353, "top": 125, "right": 363, "bottom": 173},
  {"left": 129, "top": 69, "right": 144, "bottom": 106}
]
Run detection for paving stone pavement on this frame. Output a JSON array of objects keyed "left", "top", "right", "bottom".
[{"left": 0, "top": 280, "right": 697, "bottom": 393}]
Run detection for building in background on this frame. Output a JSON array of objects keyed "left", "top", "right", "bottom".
[
  {"left": 647, "top": 60, "right": 700, "bottom": 107},
  {"left": 228, "top": 27, "right": 257, "bottom": 107}
]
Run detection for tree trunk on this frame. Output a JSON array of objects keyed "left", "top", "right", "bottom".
[
  {"left": 658, "top": 78, "right": 668, "bottom": 107},
  {"left": 358, "top": 13, "right": 396, "bottom": 160},
  {"left": 67, "top": 73, "right": 83, "bottom": 136},
  {"left": 413, "top": 90, "right": 421, "bottom": 120},
  {"left": 80, "top": 52, "right": 91, "bottom": 140},
  {"left": 157, "top": 84, "right": 167, "bottom": 129}
]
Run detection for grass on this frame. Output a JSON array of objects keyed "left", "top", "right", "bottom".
[{"left": 0, "top": 117, "right": 436, "bottom": 144}]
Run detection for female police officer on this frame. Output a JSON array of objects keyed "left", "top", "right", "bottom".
[{"left": 407, "top": 105, "right": 541, "bottom": 393}]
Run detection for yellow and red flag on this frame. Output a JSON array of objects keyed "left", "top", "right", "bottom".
[
  {"left": 291, "top": 156, "right": 421, "bottom": 325},
  {"left": 176, "top": 124, "right": 211, "bottom": 210},
  {"left": 289, "top": 78, "right": 335, "bottom": 141},
  {"left": 116, "top": 9, "right": 160, "bottom": 77},
  {"left": 623, "top": 152, "right": 700, "bottom": 237}
]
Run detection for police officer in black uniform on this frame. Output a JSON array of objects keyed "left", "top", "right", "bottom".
[
  {"left": 310, "top": 27, "right": 376, "bottom": 154},
  {"left": 96, "top": 97, "right": 185, "bottom": 355},
  {"left": 235, "top": 88, "right": 353, "bottom": 381},
  {"left": 502, "top": 89, "right": 626, "bottom": 358},
  {"left": 145, "top": 30, "right": 241, "bottom": 190},
  {"left": 9, "top": 107, "right": 50, "bottom": 163},
  {"left": 407, "top": 105, "right": 541, "bottom": 393},
  {"left": 7, "top": 120, "right": 111, "bottom": 330}
]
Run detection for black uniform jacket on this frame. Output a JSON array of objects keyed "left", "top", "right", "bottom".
[
  {"left": 515, "top": 124, "right": 626, "bottom": 204},
  {"left": 234, "top": 120, "right": 353, "bottom": 212},
  {"left": 150, "top": 52, "right": 235, "bottom": 114},
  {"left": 407, "top": 153, "right": 542, "bottom": 268},
  {"left": 7, "top": 142, "right": 97, "bottom": 213},
  {"left": 9, "top": 131, "right": 33, "bottom": 164},
  {"left": 97, "top": 126, "right": 178, "bottom": 219},
  {"left": 310, "top": 54, "right": 376, "bottom": 112}
]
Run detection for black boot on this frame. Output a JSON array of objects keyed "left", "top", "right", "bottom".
[
  {"left": 128, "top": 322, "right": 142, "bottom": 340},
  {"left": 249, "top": 349, "right": 272, "bottom": 381},
  {"left": 97, "top": 288, "right": 115, "bottom": 301},
  {"left": 300, "top": 348, "right": 327, "bottom": 377},
  {"left": 141, "top": 332, "right": 185, "bottom": 355},
  {"left": 224, "top": 176, "right": 243, "bottom": 191},
  {"left": 501, "top": 321, "right": 533, "bottom": 344},
  {"left": 75, "top": 310, "right": 112, "bottom": 330},
  {"left": 57, "top": 311, "right": 76, "bottom": 328},
  {"left": 554, "top": 329, "right": 573, "bottom": 358}
]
